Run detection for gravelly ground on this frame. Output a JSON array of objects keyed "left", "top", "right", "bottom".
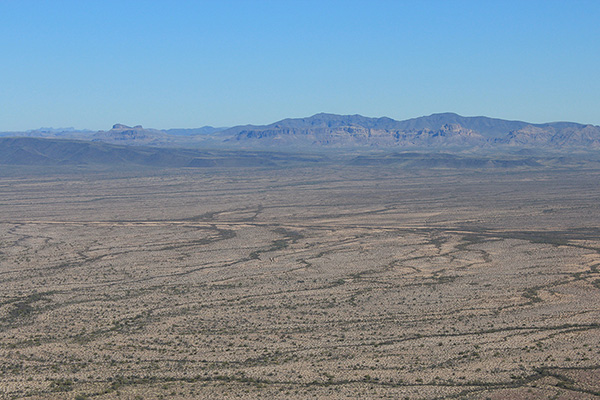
[{"left": 0, "top": 165, "right": 599, "bottom": 399}]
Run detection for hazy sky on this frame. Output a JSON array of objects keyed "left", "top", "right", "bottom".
[{"left": 1, "top": 0, "right": 599, "bottom": 130}]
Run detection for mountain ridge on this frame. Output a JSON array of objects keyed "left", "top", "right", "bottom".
[
  {"left": 218, "top": 113, "right": 599, "bottom": 148},
  {"left": 1, "top": 113, "right": 599, "bottom": 149}
]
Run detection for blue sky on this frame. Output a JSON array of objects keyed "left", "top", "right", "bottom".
[{"left": 1, "top": 0, "right": 599, "bottom": 130}]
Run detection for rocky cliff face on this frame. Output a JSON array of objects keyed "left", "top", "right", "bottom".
[
  {"left": 503, "top": 125, "right": 600, "bottom": 147},
  {"left": 92, "top": 124, "right": 168, "bottom": 145},
  {"left": 4, "top": 113, "right": 600, "bottom": 149},
  {"left": 219, "top": 113, "right": 600, "bottom": 148},
  {"left": 392, "top": 124, "right": 486, "bottom": 146}
]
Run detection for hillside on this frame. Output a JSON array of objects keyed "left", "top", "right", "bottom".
[{"left": 0, "top": 137, "right": 324, "bottom": 168}]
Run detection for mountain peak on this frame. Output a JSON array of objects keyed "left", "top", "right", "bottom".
[
  {"left": 111, "top": 124, "right": 144, "bottom": 130},
  {"left": 426, "top": 112, "right": 461, "bottom": 118}
]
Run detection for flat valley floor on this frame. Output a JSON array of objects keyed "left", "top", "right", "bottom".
[{"left": 1, "top": 165, "right": 599, "bottom": 399}]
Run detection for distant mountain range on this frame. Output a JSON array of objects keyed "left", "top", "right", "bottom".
[
  {"left": 0, "top": 124, "right": 225, "bottom": 147},
  {"left": 2, "top": 113, "right": 600, "bottom": 149},
  {"left": 217, "top": 113, "right": 600, "bottom": 148}
]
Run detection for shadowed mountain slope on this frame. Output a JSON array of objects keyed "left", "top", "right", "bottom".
[{"left": 0, "top": 137, "right": 324, "bottom": 168}]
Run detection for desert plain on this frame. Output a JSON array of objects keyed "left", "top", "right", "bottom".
[{"left": 0, "top": 163, "right": 599, "bottom": 399}]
